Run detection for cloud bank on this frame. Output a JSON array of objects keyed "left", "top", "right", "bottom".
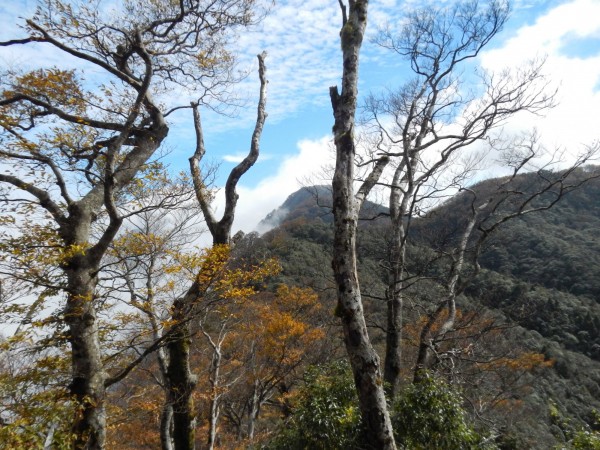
[
  {"left": 479, "top": 0, "right": 600, "bottom": 152},
  {"left": 229, "top": 136, "right": 333, "bottom": 234}
]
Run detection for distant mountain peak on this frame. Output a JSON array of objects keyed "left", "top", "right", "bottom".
[
  {"left": 256, "top": 185, "right": 388, "bottom": 233},
  {"left": 256, "top": 186, "right": 332, "bottom": 233}
]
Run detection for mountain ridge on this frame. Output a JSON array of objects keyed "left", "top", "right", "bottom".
[{"left": 257, "top": 184, "right": 389, "bottom": 232}]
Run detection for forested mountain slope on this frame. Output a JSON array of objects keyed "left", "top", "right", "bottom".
[{"left": 255, "top": 170, "right": 600, "bottom": 448}]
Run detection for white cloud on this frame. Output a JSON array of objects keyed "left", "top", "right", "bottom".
[
  {"left": 222, "top": 153, "right": 246, "bottom": 163},
  {"left": 3, "top": 0, "right": 598, "bottom": 236},
  {"left": 222, "top": 136, "right": 334, "bottom": 233},
  {"left": 210, "top": 0, "right": 415, "bottom": 133},
  {"left": 177, "top": 0, "right": 600, "bottom": 240},
  {"left": 216, "top": 0, "right": 341, "bottom": 130},
  {"left": 479, "top": 0, "right": 600, "bottom": 154}
]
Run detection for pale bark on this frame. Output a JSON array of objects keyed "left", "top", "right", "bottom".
[
  {"left": 246, "top": 379, "right": 260, "bottom": 441},
  {"left": 330, "top": 1, "right": 396, "bottom": 448},
  {"left": 383, "top": 228, "right": 404, "bottom": 399},
  {"left": 202, "top": 325, "right": 227, "bottom": 450},
  {"left": 160, "top": 404, "right": 174, "bottom": 450},
  {"left": 43, "top": 422, "right": 58, "bottom": 450},
  {"left": 190, "top": 52, "right": 268, "bottom": 245}
]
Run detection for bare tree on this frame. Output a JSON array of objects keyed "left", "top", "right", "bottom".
[
  {"left": 0, "top": 1, "right": 257, "bottom": 448},
  {"left": 362, "top": 0, "right": 572, "bottom": 397},
  {"left": 200, "top": 316, "right": 234, "bottom": 450},
  {"left": 330, "top": 1, "right": 396, "bottom": 448}
]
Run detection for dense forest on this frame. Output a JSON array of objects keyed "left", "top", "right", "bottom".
[{"left": 1, "top": 0, "right": 599, "bottom": 449}]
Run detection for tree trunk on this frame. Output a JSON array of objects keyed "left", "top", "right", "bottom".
[
  {"left": 64, "top": 268, "right": 106, "bottom": 450},
  {"left": 414, "top": 299, "right": 450, "bottom": 384},
  {"left": 330, "top": 1, "right": 396, "bottom": 448},
  {"left": 155, "top": 320, "right": 174, "bottom": 450},
  {"left": 383, "top": 163, "right": 415, "bottom": 399},
  {"left": 383, "top": 224, "right": 405, "bottom": 399},
  {"left": 246, "top": 379, "right": 260, "bottom": 441},
  {"left": 166, "top": 296, "right": 198, "bottom": 450},
  {"left": 207, "top": 398, "right": 219, "bottom": 450},
  {"left": 331, "top": 183, "right": 396, "bottom": 449},
  {"left": 206, "top": 339, "right": 222, "bottom": 450},
  {"left": 166, "top": 52, "right": 267, "bottom": 450},
  {"left": 414, "top": 211, "right": 478, "bottom": 383}
]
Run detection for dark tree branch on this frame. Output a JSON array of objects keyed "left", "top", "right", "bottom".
[
  {"left": 0, "top": 173, "right": 65, "bottom": 223},
  {"left": 190, "top": 52, "right": 268, "bottom": 245}
]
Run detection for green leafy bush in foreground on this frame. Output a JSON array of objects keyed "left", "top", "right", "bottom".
[
  {"left": 265, "top": 360, "right": 360, "bottom": 450},
  {"left": 266, "top": 363, "right": 496, "bottom": 449},
  {"left": 551, "top": 404, "right": 600, "bottom": 449},
  {"left": 392, "top": 373, "right": 496, "bottom": 450}
]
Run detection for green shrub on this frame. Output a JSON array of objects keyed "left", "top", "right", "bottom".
[
  {"left": 266, "top": 365, "right": 498, "bottom": 450},
  {"left": 265, "top": 360, "right": 361, "bottom": 450},
  {"left": 551, "top": 404, "right": 600, "bottom": 449},
  {"left": 392, "top": 373, "right": 496, "bottom": 450}
]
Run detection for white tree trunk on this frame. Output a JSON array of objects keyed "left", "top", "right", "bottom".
[{"left": 330, "top": 1, "right": 396, "bottom": 448}]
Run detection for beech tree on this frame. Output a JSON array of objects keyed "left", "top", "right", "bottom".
[
  {"left": 157, "top": 52, "right": 267, "bottom": 450},
  {"left": 0, "top": 1, "right": 257, "bottom": 448},
  {"left": 329, "top": 0, "right": 396, "bottom": 448}
]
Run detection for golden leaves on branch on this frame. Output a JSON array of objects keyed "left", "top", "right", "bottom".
[{"left": 5, "top": 68, "right": 86, "bottom": 114}]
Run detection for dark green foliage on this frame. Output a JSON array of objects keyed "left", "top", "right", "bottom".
[
  {"left": 264, "top": 361, "right": 361, "bottom": 450},
  {"left": 467, "top": 271, "right": 600, "bottom": 360},
  {"left": 494, "top": 428, "right": 529, "bottom": 450},
  {"left": 479, "top": 216, "right": 600, "bottom": 300},
  {"left": 263, "top": 221, "right": 335, "bottom": 293},
  {"left": 392, "top": 374, "right": 496, "bottom": 450},
  {"left": 266, "top": 364, "right": 497, "bottom": 450}
]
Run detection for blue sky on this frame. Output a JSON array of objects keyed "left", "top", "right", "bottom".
[{"left": 1, "top": 0, "right": 599, "bottom": 233}]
